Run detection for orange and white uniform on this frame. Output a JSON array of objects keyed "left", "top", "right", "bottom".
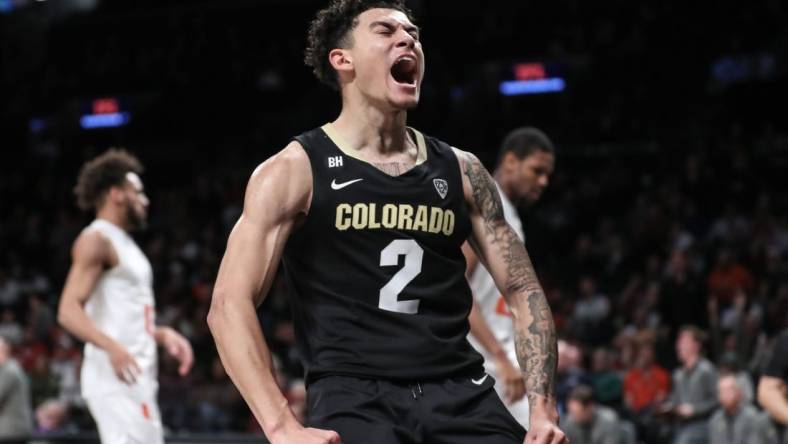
[{"left": 81, "top": 219, "right": 162, "bottom": 444}]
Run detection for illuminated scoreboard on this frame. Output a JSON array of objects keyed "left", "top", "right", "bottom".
[
  {"left": 80, "top": 97, "right": 131, "bottom": 130},
  {"left": 499, "top": 62, "right": 566, "bottom": 96}
]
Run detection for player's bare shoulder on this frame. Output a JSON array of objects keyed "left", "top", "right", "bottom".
[
  {"left": 72, "top": 229, "right": 116, "bottom": 268},
  {"left": 244, "top": 141, "right": 313, "bottom": 220},
  {"left": 450, "top": 147, "right": 487, "bottom": 206},
  {"left": 451, "top": 146, "right": 473, "bottom": 170}
]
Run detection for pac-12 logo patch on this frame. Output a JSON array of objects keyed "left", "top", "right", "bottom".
[{"left": 433, "top": 178, "right": 448, "bottom": 199}]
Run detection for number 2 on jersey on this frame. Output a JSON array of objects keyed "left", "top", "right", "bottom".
[{"left": 379, "top": 239, "right": 424, "bottom": 314}]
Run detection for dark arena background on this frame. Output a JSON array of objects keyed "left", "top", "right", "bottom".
[{"left": 1, "top": 0, "right": 787, "bottom": 443}]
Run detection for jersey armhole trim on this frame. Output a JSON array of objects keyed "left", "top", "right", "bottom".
[{"left": 409, "top": 127, "right": 428, "bottom": 166}]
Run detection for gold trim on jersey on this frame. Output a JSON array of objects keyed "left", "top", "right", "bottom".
[{"left": 321, "top": 123, "right": 428, "bottom": 167}]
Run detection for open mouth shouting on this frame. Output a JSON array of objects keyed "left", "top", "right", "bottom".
[{"left": 390, "top": 54, "right": 419, "bottom": 91}]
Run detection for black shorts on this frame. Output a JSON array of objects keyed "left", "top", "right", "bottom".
[{"left": 306, "top": 373, "right": 526, "bottom": 444}]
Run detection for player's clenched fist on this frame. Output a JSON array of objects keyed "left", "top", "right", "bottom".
[
  {"left": 270, "top": 425, "right": 342, "bottom": 444},
  {"left": 524, "top": 417, "right": 568, "bottom": 444}
]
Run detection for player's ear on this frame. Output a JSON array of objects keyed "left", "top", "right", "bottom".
[
  {"left": 500, "top": 151, "right": 520, "bottom": 173},
  {"left": 106, "top": 186, "right": 126, "bottom": 204},
  {"left": 329, "top": 48, "right": 353, "bottom": 74}
]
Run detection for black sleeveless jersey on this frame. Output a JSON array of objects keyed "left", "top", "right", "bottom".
[{"left": 282, "top": 124, "right": 484, "bottom": 383}]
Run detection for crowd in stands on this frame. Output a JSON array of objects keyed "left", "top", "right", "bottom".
[{"left": 1, "top": 122, "right": 785, "bottom": 442}]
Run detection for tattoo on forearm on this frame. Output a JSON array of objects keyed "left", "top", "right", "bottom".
[
  {"left": 462, "top": 153, "right": 540, "bottom": 294},
  {"left": 463, "top": 152, "right": 557, "bottom": 403},
  {"left": 517, "top": 292, "right": 558, "bottom": 404}
]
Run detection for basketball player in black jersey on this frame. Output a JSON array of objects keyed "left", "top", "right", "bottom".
[{"left": 208, "top": 1, "right": 566, "bottom": 444}]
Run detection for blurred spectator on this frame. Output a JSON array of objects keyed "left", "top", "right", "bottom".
[
  {"left": 709, "top": 289, "right": 765, "bottom": 366},
  {"left": 707, "top": 249, "right": 754, "bottom": 306},
  {"left": 0, "top": 309, "right": 24, "bottom": 346},
  {"left": 709, "top": 374, "right": 778, "bottom": 444},
  {"left": 665, "top": 326, "right": 718, "bottom": 444},
  {"left": 562, "top": 385, "right": 626, "bottom": 444},
  {"left": 556, "top": 340, "right": 590, "bottom": 416},
  {"left": 624, "top": 341, "right": 670, "bottom": 413},
  {"left": 717, "top": 352, "right": 753, "bottom": 404},
  {"left": 572, "top": 276, "right": 611, "bottom": 345},
  {"left": 27, "top": 293, "right": 54, "bottom": 344},
  {"left": 660, "top": 249, "right": 706, "bottom": 340},
  {"left": 589, "top": 347, "right": 622, "bottom": 409},
  {"left": 611, "top": 329, "right": 641, "bottom": 373},
  {"left": 0, "top": 335, "right": 33, "bottom": 438},
  {"left": 708, "top": 207, "right": 752, "bottom": 246},
  {"left": 35, "top": 398, "right": 71, "bottom": 434},
  {"left": 28, "top": 353, "right": 59, "bottom": 409},
  {"left": 16, "top": 327, "right": 48, "bottom": 373},
  {"left": 0, "top": 271, "right": 22, "bottom": 309},
  {"left": 758, "top": 328, "right": 788, "bottom": 444},
  {"left": 48, "top": 329, "right": 82, "bottom": 406},
  {"left": 624, "top": 341, "right": 670, "bottom": 444},
  {"left": 190, "top": 357, "right": 244, "bottom": 432}
]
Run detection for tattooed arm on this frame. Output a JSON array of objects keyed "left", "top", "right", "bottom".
[{"left": 455, "top": 148, "right": 565, "bottom": 444}]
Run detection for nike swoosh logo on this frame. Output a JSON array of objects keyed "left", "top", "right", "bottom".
[
  {"left": 471, "top": 374, "right": 489, "bottom": 385},
  {"left": 331, "top": 178, "right": 364, "bottom": 190}
]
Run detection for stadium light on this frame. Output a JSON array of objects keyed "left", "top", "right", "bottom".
[
  {"left": 79, "top": 112, "right": 131, "bottom": 129},
  {"left": 499, "top": 78, "right": 566, "bottom": 96}
]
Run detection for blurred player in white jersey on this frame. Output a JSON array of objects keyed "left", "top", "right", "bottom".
[
  {"left": 464, "top": 127, "right": 555, "bottom": 430},
  {"left": 57, "top": 149, "right": 193, "bottom": 444}
]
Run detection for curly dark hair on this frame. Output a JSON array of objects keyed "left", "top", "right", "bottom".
[
  {"left": 304, "top": 0, "right": 415, "bottom": 90},
  {"left": 73, "top": 148, "right": 144, "bottom": 211}
]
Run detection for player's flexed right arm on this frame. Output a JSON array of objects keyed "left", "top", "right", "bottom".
[
  {"left": 456, "top": 149, "right": 566, "bottom": 444},
  {"left": 207, "top": 142, "right": 341, "bottom": 444}
]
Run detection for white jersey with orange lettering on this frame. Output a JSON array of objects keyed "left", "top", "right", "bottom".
[
  {"left": 80, "top": 219, "right": 158, "bottom": 400},
  {"left": 467, "top": 183, "right": 530, "bottom": 429},
  {"left": 79, "top": 219, "right": 162, "bottom": 444}
]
